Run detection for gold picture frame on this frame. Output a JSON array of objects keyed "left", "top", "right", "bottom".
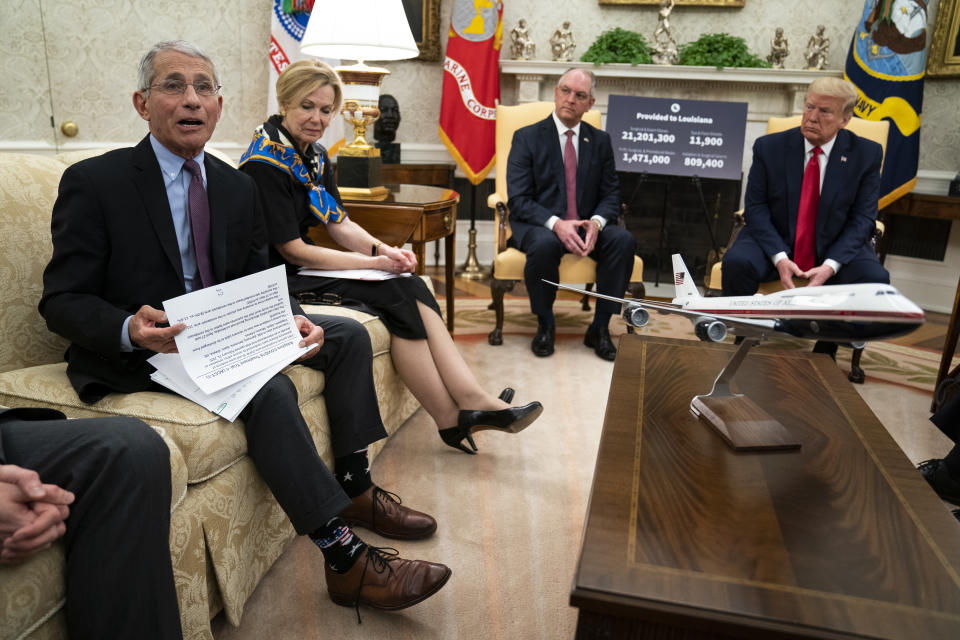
[
  {"left": 927, "top": 0, "right": 960, "bottom": 77},
  {"left": 598, "top": 0, "right": 744, "bottom": 6},
  {"left": 402, "top": 0, "right": 442, "bottom": 62}
]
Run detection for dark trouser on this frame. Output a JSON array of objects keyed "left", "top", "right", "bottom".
[
  {"left": 931, "top": 394, "right": 960, "bottom": 476},
  {"left": 517, "top": 224, "right": 636, "bottom": 319},
  {"left": 239, "top": 314, "right": 387, "bottom": 535},
  {"left": 720, "top": 233, "right": 889, "bottom": 296},
  {"left": 0, "top": 411, "right": 181, "bottom": 640}
]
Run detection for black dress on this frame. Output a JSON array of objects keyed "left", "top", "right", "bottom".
[{"left": 241, "top": 118, "right": 442, "bottom": 340}]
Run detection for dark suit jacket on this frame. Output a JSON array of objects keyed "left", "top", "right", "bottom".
[
  {"left": 742, "top": 126, "right": 882, "bottom": 266},
  {"left": 505, "top": 115, "right": 620, "bottom": 245},
  {"left": 40, "top": 136, "right": 267, "bottom": 402}
]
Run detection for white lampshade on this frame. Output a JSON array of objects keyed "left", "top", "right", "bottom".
[{"left": 300, "top": 0, "right": 419, "bottom": 62}]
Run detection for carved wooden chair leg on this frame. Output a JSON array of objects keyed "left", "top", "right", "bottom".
[
  {"left": 581, "top": 282, "right": 594, "bottom": 311},
  {"left": 627, "top": 282, "right": 646, "bottom": 300},
  {"left": 848, "top": 345, "right": 866, "bottom": 384},
  {"left": 488, "top": 279, "right": 512, "bottom": 345}
]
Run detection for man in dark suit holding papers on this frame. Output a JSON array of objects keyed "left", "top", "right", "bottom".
[
  {"left": 39, "top": 41, "right": 449, "bottom": 615},
  {"left": 506, "top": 67, "right": 636, "bottom": 361}
]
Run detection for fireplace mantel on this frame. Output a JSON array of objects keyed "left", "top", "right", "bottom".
[{"left": 500, "top": 59, "right": 841, "bottom": 123}]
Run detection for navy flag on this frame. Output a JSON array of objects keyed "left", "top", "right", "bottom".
[{"left": 844, "top": 0, "right": 929, "bottom": 208}]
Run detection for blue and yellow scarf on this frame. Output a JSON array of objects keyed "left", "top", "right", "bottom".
[{"left": 239, "top": 121, "right": 346, "bottom": 225}]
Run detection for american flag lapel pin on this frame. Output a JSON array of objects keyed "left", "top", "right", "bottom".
[
  {"left": 583, "top": 137, "right": 589, "bottom": 143},
  {"left": 841, "top": 155, "right": 848, "bottom": 163}
]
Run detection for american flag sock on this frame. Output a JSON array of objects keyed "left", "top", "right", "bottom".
[
  {"left": 334, "top": 447, "right": 373, "bottom": 499},
  {"left": 310, "top": 517, "right": 367, "bottom": 574}
]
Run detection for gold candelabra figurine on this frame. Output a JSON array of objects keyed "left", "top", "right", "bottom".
[{"left": 340, "top": 100, "right": 381, "bottom": 157}]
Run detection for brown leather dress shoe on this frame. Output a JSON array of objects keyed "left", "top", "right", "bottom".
[
  {"left": 340, "top": 486, "right": 438, "bottom": 539},
  {"left": 326, "top": 546, "right": 451, "bottom": 617}
]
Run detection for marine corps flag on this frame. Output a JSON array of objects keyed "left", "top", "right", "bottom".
[
  {"left": 268, "top": 0, "right": 344, "bottom": 155},
  {"left": 439, "top": 0, "right": 503, "bottom": 185},
  {"left": 844, "top": 0, "right": 929, "bottom": 208}
]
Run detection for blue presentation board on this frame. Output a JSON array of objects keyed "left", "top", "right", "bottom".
[{"left": 606, "top": 95, "right": 748, "bottom": 181}]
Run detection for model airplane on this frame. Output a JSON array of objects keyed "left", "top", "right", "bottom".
[{"left": 548, "top": 254, "right": 925, "bottom": 345}]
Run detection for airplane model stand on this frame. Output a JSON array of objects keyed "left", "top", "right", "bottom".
[{"left": 690, "top": 337, "right": 802, "bottom": 452}]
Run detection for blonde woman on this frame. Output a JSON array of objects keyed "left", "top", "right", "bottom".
[{"left": 239, "top": 60, "right": 542, "bottom": 454}]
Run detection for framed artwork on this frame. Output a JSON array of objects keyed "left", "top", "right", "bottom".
[
  {"left": 598, "top": 0, "right": 745, "bottom": 6},
  {"left": 927, "top": 0, "right": 960, "bottom": 77},
  {"left": 402, "top": 0, "right": 443, "bottom": 61}
]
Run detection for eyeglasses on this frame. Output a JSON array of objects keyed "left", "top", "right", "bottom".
[
  {"left": 148, "top": 79, "right": 222, "bottom": 97},
  {"left": 558, "top": 84, "right": 591, "bottom": 102}
]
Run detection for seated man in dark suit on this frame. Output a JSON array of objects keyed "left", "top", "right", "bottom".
[
  {"left": 917, "top": 393, "right": 960, "bottom": 522},
  {"left": 506, "top": 68, "right": 636, "bottom": 361},
  {"left": 721, "top": 77, "right": 889, "bottom": 357},
  {"left": 1, "top": 409, "right": 181, "bottom": 638},
  {"left": 39, "top": 41, "right": 449, "bottom": 615}
]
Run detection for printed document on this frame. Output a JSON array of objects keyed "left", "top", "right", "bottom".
[
  {"left": 147, "top": 266, "right": 317, "bottom": 418},
  {"left": 298, "top": 267, "right": 412, "bottom": 281}
]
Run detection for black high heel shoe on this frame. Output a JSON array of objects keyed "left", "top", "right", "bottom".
[
  {"left": 498, "top": 387, "right": 515, "bottom": 403},
  {"left": 438, "top": 402, "right": 543, "bottom": 454}
]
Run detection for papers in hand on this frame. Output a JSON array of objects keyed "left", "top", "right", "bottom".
[
  {"left": 148, "top": 266, "right": 317, "bottom": 421},
  {"left": 298, "top": 267, "right": 412, "bottom": 281}
]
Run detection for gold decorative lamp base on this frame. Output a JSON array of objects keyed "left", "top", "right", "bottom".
[{"left": 457, "top": 227, "right": 490, "bottom": 279}]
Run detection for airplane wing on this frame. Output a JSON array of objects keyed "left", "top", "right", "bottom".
[{"left": 546, "top": 281, "right": 778, "bottom": 338}]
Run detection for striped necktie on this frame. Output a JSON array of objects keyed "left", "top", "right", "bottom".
[{"left": 183, "top": 159, "right": 214, "bottom": 288}]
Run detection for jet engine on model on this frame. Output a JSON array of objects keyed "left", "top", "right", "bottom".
[
  {"left": 621, "top": 303, "right": 650, "bottom": 328},
  {"left": 694, "top": 318, "right": 728, "bottom": 343}
]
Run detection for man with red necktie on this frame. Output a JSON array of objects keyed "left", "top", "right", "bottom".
[
  {"left": 506, "top": 68, "right": 636, "bottom": 361},
  {"left": 721, "top": 77, "right": 889, "bottom": 357}
]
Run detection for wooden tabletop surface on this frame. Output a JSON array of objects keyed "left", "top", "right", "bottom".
[{"left": 572, "top": 334, "right": 960, "bottom": 639}]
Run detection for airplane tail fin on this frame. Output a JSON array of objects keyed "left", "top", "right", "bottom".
[{"left": 671, "top": 254, "right": 701, "bottom": 302}]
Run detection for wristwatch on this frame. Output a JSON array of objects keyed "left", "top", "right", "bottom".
[{"left": 371, "top": 240, "right": 383, "bottom": 256}]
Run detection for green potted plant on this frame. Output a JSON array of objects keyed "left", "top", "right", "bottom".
[
  {"left": 581, "top": 28, "right": 654, "bottom": 65},
  {"left": 677, "top": 33, "right": 771, "bottom": 69}
]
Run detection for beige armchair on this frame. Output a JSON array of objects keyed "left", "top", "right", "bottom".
[
  {"left": 704, "top": 115, "right": 890, "bottom": 383},
  {"left": 486, "top": 101, "right": 645, "bottom": 345}
]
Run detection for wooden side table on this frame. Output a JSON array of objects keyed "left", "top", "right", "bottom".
[
  {"left": 307, "top": 184, "right": 459, "bottom": 332},
  {"left": 382, "top": 164, "right": 456, "bottom": 268}
]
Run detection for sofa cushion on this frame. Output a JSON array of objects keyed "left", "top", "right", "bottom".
[
  {"left": 0, "top": 363, "right": 323, "bottom": 484},
  {"left": 0, "top": 153, "right": 70, "bottom": 374},
  {"left": 493, "top": 247, "right": 644, "bottom": 283},
  {"left": 0, "top": 543, "right": 64, "bottom": 640}
]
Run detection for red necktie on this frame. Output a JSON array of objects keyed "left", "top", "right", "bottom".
[
  {"left": 183, "top": 159, "right": 214, "bottom": 288},
  {"left": 793, "top": 146, "right": 822, "bottom": 271},
  {"left": 564, "top": 129, "right": 578, "bottom": 220}
]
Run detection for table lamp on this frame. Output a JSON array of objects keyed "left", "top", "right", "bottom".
[{"left": 300, "top": 0, "right": 419, "bottom": 199}]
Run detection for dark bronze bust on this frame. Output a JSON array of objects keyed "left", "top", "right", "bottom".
[{"left": 374, "top": 94, "right": 401, "bottom": 164}]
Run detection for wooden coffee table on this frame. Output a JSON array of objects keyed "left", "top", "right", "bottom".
[{"left": 571, "top": 335, "right": 960, "bottom": 639}]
